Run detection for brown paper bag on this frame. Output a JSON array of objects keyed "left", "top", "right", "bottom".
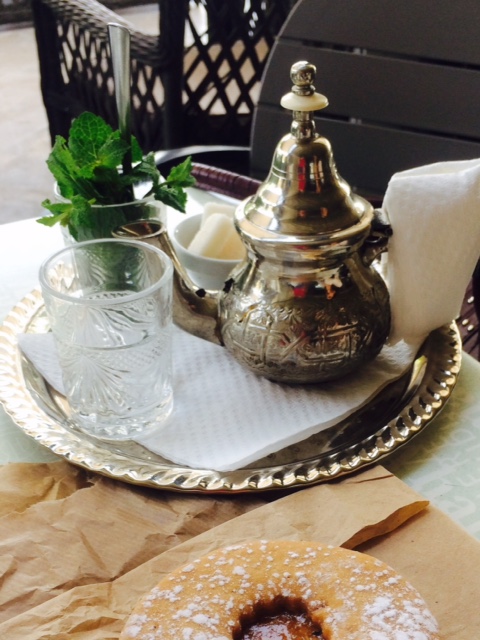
[
  {"left": 0, "top": 473, "right": 265, "bottom": 623},
  {"left": 359, "top": 506, "right": 480, "bottom": 640},
  {"left": 0, "top": 461, "right": 92, "bottom": 517},
  {"left": 0, "top": 465, "right": 432, "bottom": 639}
]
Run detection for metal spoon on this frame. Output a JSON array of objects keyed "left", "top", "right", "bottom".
[{"left": 108, "top": 23, "right": 133, "bottom": 180}]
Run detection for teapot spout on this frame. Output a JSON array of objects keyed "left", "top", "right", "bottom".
[{"left": 112, "top": 220, "right": 223, "bottom": 345}]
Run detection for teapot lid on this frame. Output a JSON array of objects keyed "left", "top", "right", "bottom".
[{"left": 237, "top": 61, "right": 372, "bottom": 244}]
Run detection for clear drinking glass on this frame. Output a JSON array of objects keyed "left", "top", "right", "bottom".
[
  {"left": 53, "top": 180, "right": 166, "bottom": 244},
  {"left": 39, "top": 238, "right": 174, "bottom": 440}
]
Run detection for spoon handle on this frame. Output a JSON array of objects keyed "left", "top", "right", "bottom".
[{"left": 108, "top": 23, "right": 132, "bottom": 178}]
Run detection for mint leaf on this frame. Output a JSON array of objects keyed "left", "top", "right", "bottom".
[
  {"left": 38, "top": 199, "right": 72, "bottom": 227},
  {"left": 166, "top": 156, "right": 196, "bottom": 188},
  {"left": 150, "top": 157, "right": 196, "bottom": 212},
  {"left": 131, "top": 153, "right": 162, "bottom": 188},
  {"left": 131, "top": 137, "right": 143, "bottom": 163},
  {"left": 46, "top": 137, "right": 84, "bottom": 200},
  {"left": 69, "top": 112, "right": 114, "bottom": 168},
  {"left": 41, "top": 111, "right": 195, "bottom": 238},
  {"left": 69, "top": 198, "right": 128, "bottom": 242},
  {"left": 152, "top": 184, "right": 189, "bottom": 212},
  {"left": 84, "top": 134, "right": 128, "bottom": 176}
]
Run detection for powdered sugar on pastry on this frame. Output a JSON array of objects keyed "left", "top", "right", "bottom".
[{"left": 120, "top": 540, "right": 440, "bottom": 640}]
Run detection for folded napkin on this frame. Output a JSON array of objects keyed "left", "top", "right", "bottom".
[
  {"left": 18, "top": 330, "right": 418, "bottom": 471},
  {"left": 383, "top": 158, "right": 480, "bottom": 343}
]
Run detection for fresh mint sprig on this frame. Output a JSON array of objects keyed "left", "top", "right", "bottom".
[{"left": 38, "top": 112, "right": 195, "bottom": 239}]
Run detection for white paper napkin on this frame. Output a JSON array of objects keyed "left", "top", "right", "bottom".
[
  {"left": 383, "top": 158, "right": 480, "bottom": 343},
  {"left": 18, "top": 329, "right": 418, "bottom": 471}
]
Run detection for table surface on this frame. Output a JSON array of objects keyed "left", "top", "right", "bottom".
[{"left": 1, "top": 191, "right": 480, "bottom": 542}]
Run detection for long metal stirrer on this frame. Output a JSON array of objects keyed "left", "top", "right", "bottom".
[{"left": 108, "top": 23, "right": 133, "bottom": 182}]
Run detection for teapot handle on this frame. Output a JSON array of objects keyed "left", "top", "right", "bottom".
[{"left": 362, "top": 208, "right": 392, "bottom": 266}]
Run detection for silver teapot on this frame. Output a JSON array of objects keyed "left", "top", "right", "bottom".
[{"left": 114, "top": 62, "right": 391, "bottom": 384}]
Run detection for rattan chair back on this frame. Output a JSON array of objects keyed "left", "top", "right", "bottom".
[{"left": 31, "top": 0, "right": 294, "bottom": 153}]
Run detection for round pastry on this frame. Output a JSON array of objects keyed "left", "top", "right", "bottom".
[{"left": 120, "top": 539, "right": 440, "bottom": 640}]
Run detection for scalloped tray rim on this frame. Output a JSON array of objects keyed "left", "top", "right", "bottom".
[{"left": 0, "top": 288, "right": 462, "bottom": 493}]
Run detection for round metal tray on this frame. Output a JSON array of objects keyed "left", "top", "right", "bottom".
[{"left": 0, "top": 288, "right": 461, "bottom": 493}]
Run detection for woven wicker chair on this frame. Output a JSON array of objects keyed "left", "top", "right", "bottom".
[{"left": 31, "top": 0, "right": 294, "bottom": 154}]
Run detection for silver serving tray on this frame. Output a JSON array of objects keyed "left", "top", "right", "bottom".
[{"left": 0, "top": 288, "right": 461, "bottom": 493}]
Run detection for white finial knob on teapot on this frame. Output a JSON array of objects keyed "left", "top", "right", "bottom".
[{"left": 280, "top": 60, "right": 329, "bottom": 111}]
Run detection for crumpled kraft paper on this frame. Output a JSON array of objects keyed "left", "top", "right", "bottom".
[
  {"left": 0, "top": 464, "right": 436, "bottom": 639},
  {"left": 0, "top": 467, "right": 266, "bottom": 625},
  {"left": 358, "top": 506, "right": 480, "bottom": 640},
  {"left": 0, "top": 461, "right": 92, "bottom": 518}
]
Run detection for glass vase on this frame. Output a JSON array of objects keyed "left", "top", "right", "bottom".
[{"left": 53, "top": 182, "right": 166, "bottom": 245}]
